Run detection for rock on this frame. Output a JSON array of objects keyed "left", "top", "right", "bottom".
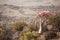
[
  {"left": 57, "top": 32, "right": 60, "bottom": 37},
  {"left": 47, "top": 25, "right": 53, "bottom": 31}
]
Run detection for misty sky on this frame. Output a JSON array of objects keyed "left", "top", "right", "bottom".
[{"left": 0, "top": 0, "right": 60, "bottom": 6}]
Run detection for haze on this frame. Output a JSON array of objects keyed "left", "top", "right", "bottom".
[{"left": 0, "top": 0, "right": 60, "bottom": 6}]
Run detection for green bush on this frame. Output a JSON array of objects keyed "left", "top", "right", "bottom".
[{"left": 19, "top": 31, "right": 39, "bottom": 40}]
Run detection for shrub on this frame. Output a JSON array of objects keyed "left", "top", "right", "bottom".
[
  {"left": 19, "top": 31, "right": 39, "bottom": 40},
  {"left": 11, "top": 19, "right": 27, "bottom": 32},
  {"left": 0, "top": 26, "right": 6, "bottom": 40}
]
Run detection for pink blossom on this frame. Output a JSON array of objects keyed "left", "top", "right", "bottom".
[{"left": 37, "top": 11, "right": 51, "bottom": 17}]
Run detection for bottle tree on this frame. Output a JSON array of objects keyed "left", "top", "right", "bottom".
[{"left": 36, "top": 11, "right": 51, "bottom": 34}]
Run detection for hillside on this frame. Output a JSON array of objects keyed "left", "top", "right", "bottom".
[
  {"left": 0, "top": 4, "right": 60, "bottom": 26},
  {"left": 0, "top": 4, "right": 60, "bottom": 40}
]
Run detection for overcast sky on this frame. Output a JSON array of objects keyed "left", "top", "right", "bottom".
[{"left": 0, "top": 0, "right": 60, "bottom": 6}]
